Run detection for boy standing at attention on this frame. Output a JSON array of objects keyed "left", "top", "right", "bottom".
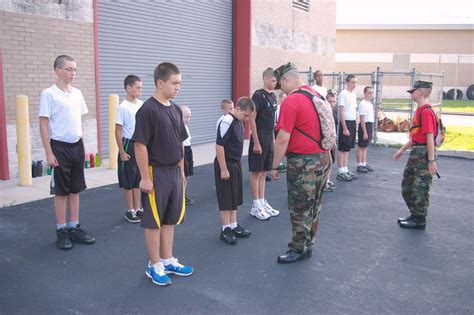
[
  {"left": 324, "top": 91, "right": 338, "bottom": 192},
  {"left": 337, "top": 74, "right": 358, "bottom": 182},
  {"left": 394, "top": 81, "right": 438, "bottom": 230},
  {"left": 311, "top": 70, "right": 328, "bottom": 99},
  {"left": 181, "top": 105, "right": 195, "bottom": 205},
  {"left": 115, "top": 75, "right": 144, "bottom": 223},
  {"left": 356, "top": 86, "right": 375, "bottom": 173},
  {"left": 215, "top": 97, "right": 255, "bottom": 245},
  {"left": 249, "top": 67, "right": 279, "bottom": 221},
  {"left": 39, "top": 55, "right": 95, "bottom": 250},
  {"left": 133, "top": 62, "right": 193, "bottom": 286}
]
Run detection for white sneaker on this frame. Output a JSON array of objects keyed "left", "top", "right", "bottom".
[
  {"left": 263, "top": 201, "right": 280, "bottom": 217},
  {"left": 250, "top": 205, "right": 271, "bottom": 220}
]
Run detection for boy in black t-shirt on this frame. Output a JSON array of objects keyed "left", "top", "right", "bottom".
[
  {"left": 133, "top": 62, "right": 193, "bottom": 286},
  {"left": 215, "top": 97, "right": 255, "bottom": 245}
]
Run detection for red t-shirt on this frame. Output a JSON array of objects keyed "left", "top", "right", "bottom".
[
  {"left": 410, "top": 103, "right": 436, "bottom": 145},
  {"left": 275, "top": 85, "right": 327, "bottom": 154}
]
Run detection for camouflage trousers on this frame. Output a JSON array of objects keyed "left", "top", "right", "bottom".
[
  {"left": 286, "top": 152, "right": 331, "bottom": 253},
  {"left": 401, "top": 146, "right": 433, "bottom": 218}
]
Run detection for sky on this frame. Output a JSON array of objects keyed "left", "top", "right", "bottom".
[{"left": 337, "top": 0, "right": 474, "bottom": 25}]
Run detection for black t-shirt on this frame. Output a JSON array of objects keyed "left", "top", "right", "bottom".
[
  {"left": 251, "top": 89, "right": 277, "bottom": 135},
  {"left": 216, "top": 113, "right": 244, "bottom": 162},
  {"left": 132, "top": 97, "right": 187, "bottom": 167}
]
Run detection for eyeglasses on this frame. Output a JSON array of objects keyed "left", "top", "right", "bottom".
[{"left": 61, "top": 67, "right": 77, "bottom": 72}]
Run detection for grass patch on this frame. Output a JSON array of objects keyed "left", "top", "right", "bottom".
[
  {"left": 377, "top": 99, "right": 474, "bottom": 113},
  {"left": 439, "top": 126, "right": 474, "bottom": 151}
]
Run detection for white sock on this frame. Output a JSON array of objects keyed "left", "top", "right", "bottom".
[
  {"left": 253, "top": 199, "right": 261, "bottom": 207},
  {"left": 362, "top": 162, "right": 367, "bottom": 166},
  {"left": 161, "top": 257, "right": 174, "bottom": 266},
  {"left": 229, "top": 222, "right": 238, "bottom": 229},
  {"left": 258, "top": 199, "right": 265, "bottom": 206},
  {"left": 222, "top": 224, "right": 231, "bottom": 231},
  {"left": 338, "top": 168, "right": 345, "bottom": 174},
  {"left": 127, "top": 209, "right": 135, "bottom": 213},
  {"left": 358, "top": 163, "right": 363, "bottom": 167},
  {"left": 344, "top": 167, "right": 349, "bottom": 173}
]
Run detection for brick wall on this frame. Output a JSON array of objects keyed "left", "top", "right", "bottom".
[
  {"left": 0, "top": 9, "right": 97, "bottom": 178},
  {"left": 251, "top": 0, "right": 337, "bottom": 92}
]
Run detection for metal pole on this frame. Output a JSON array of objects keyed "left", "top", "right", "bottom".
[
  {"left": 373, "top": 67, "right": 381, "bottom": 145},
  {"left": 454, "top": 54, "right": 459, "bottom": 100},
  {"left": 440, "top": 71, "right": 445, "bottom": 115},
  {"left": 409, "top": 68, "right": 416, "bottom": 125},
  {"left": 308, "top": 66, "right": 313, "bottom": 85}
]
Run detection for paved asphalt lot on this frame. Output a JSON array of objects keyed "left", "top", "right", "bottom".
[{"left": 1, "top": 146, "right": 473, "bottom": 314}]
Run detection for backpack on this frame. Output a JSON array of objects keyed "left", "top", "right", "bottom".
[
  {"left": 290, "top": 88, "right": 337, "bottom": 150},
  {"left": 410, "top": 105, "right": 445, "bottom": 147}
]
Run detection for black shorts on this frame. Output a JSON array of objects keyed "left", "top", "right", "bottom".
[
  {"left": 184, "top": 146, "right": 194, "bottom": 177},
  {"left": 50, "top": 139, "right": 87, "bottom": 196},
  {"left": 338, "top": 120, "right": 356, "bottom": 152},
  {"left": 117, "top": 138, "right": 140, "bottom": 190},
  {"left": 248, "top": 133, "right": 274, "bottom": 172},
  {"left": 140, "top": 164, "right": 185, "bottom": 229},
  {"left": 357, "top": 122, "right": 374, "bottom": 148},
  {"left": 214, "top": 158, "right": 243, "bottom": 210}
]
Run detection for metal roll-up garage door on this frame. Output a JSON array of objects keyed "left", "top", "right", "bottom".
[{"left": 97, "top": 0, "right": 233, "bottom": 158}]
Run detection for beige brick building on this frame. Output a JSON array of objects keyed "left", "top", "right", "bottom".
[
  {"left": 336, "top": 24, "right": 474, "bottom": 97},
  {"left": 251, "top": 0, "right": 336, "bottom": 91}
]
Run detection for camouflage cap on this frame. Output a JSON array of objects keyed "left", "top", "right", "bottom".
[
  {"left": 274, "top": 62, "right": 297, "bottom": 90},
  {"left": 407, "top": 80, "right": 433, "bottom": 93}
]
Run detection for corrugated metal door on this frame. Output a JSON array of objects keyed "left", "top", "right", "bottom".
[{"left": 97, "top": 1, "right": 233, "bottom": 157}]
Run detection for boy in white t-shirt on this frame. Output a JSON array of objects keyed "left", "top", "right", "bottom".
[
  {"left": 356, "top": 86, "right": 375, "bottom": 173},
  {"left": 336, "top": 74, "right": 358, "bottom": 182},
  {"left": 216, "top": 99, "right": 234, "bottom": 133},
  {"left": 180, "top": 105, "right": 195, "bottom": 205},
  {"left": 39, "top": 55, "right": 95, "bottom": 250},
  {"left": 311, "top": 70, "right": 328, "bottom": 99},
  {"left": 115, "top": 75, "right": 143, "bottom": 223}
]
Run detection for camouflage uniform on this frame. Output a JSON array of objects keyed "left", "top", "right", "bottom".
[
  {"left": 286, "top": 152, "right": 331, "bottom": 253},
  {"left": 401, "top": 146, "right": 433, "bottom": 217}
]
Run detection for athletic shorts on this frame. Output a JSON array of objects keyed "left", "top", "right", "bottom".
[
  {"left": 248, "top": 133, "right": 274, "bottom": 172},
  {"left": 338, "top": 120, "right": 356, "bottom": 152},
  {"left": 214, "top": 158, "right": 243, "bottom": 210},
  {"left": 184, "top": 146, "right": 194, "bottom": 177},
  {"left": 357, "top": 122, "right": 374, "bottom": 148},
  {"left": 140, "top": 164, "right": 185, "bottom": 229},
  {"left": 50, "top": 139, "right": 87, "bottom": 196},
  {"left": 117, "top": 138, "right": 140, "bottom": 190}
]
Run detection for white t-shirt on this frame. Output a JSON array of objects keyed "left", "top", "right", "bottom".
[
  {"left": 357, "top": 100, "right": 375, "bottom": 123},
  {"left": 183, "top": 125, "right": 191, "bottom": 146},
  {"left": 216, "top": 114, "right": 225, "bottom": 133},
  {"left": 311, "top": 84, "right": 328, "bottom": 99},
  {"left": 338, "top": 89, "right": 358, "bottom": 121},
  {"left": 115, "top": 99, "right": 143, "bottom": 139},
  {"left": 39, "top": 85, "right": 88, "bottom": 143}
]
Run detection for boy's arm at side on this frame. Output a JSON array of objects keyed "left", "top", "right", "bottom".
[
  {"left": 359, "top": 115, "right": 368, "bottom": 139},
  {"left": 249, "top": 112, "right": 262, "bottom": 154},
  {"left": 393, "top": 139, "right": 413, "bottom": 160},
  {"left": 39, "top": 117, "right": 58, "bottom": 167},
  {"left": 134, "top": 142, "right": 152, "bottom": 193},
  {"left": 115, "top": 124, "right": 129, "bottom": 161},
  {"left": 426, "top": 133, "right": 438, "bottom": 175},
  {"left": 179, "top": 144, "right": 185, "bottom": 179},
  {"left": 339, "top": 106, "right": 349, "bottom": 135},
  {"left": 215, "top": 144, "right": 229, "bottom": 180},
  {"left": 271, "top": 129, "right": 291, "bottom": 180}
]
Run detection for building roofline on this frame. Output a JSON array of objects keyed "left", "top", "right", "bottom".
[{"left": 337, "top": 24, "right": 474, "bottom": 30}]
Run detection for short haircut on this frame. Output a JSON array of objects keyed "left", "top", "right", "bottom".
[
  {"left": 262, "top": 67, "right": 275, "bottom": 79},
  {"left": 345, "top": 74, "right": 356, "bottom": 82},
  {"left": 313, "top": 70, "right": 323, "bottom": 79},
  {"left": 236, "top": 96, "right": 255, "bottom": 112},
  {"left": 363, "top": 86, "right": 373, "bottom": 93},
  {"left": 154, "top": 62, "right": 180, "bottom": 86},
  {"left": 54, "top": 55, "right": 75, "bottom": 69},
  {"left": 124, "top": 75, "right": 141, "bottom": 90},
  {"left": 420, "top": 88, "right": 432, "bottom": 97},
  {"left": 327, "top": 90, "right": 336, "bottom": 99},
  {"left": 180, "top": 105, "right": 191, "bottom": 114},
  {"left": 220, "top": 99, "right": 233, "bottom": 110}
]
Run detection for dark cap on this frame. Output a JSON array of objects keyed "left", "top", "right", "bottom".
[
  {"left": 274, "top": 62, "right": 297, "bottom": 90},
  {"left": 407, "top": 80, "right": 433, "bottom": 93}
]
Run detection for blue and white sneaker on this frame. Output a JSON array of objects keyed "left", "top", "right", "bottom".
[
  {"left": 145, "top": 262, "right": 172, "bottom": 286},
  {"left": 163, "top": 257, "right": 194, "bottom": 276}
]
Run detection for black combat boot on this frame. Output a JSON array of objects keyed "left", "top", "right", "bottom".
[{"left": 399, "top": 216, "right": 426, "bottom": 229}]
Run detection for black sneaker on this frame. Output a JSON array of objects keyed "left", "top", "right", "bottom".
[
  {"left": 356, "top": 166, "right": 368, "bottom": 173},
  {"left": 365, "top": 164, "right": 374, "bottom": 172},
  {"left": 185, "top": 195, "right": 195, "bottom": 205},
  {"left": 124, "top": 210, "right": 140, "bottom": 223},
  {"left": 56, "top": 228, "right": 72, "bottom": 250},
  {"left": 135, "top": 208, "right": 144, "bottom": 218},
  {"left": 220, "top": 227, "right": 237, "bottom": 245},
  {"left": 265, "top": 175, "right": 272, "bottom": 182},
  {"left": 232, "top": 225, "right": 251, "bottom": 238},
  {"left": 68, "top": 224, "right": 96, "bottom": 244}
]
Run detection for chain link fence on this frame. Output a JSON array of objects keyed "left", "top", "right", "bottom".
[{"left": 300, "top": 67, "right": 444, "bottom": 146}]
